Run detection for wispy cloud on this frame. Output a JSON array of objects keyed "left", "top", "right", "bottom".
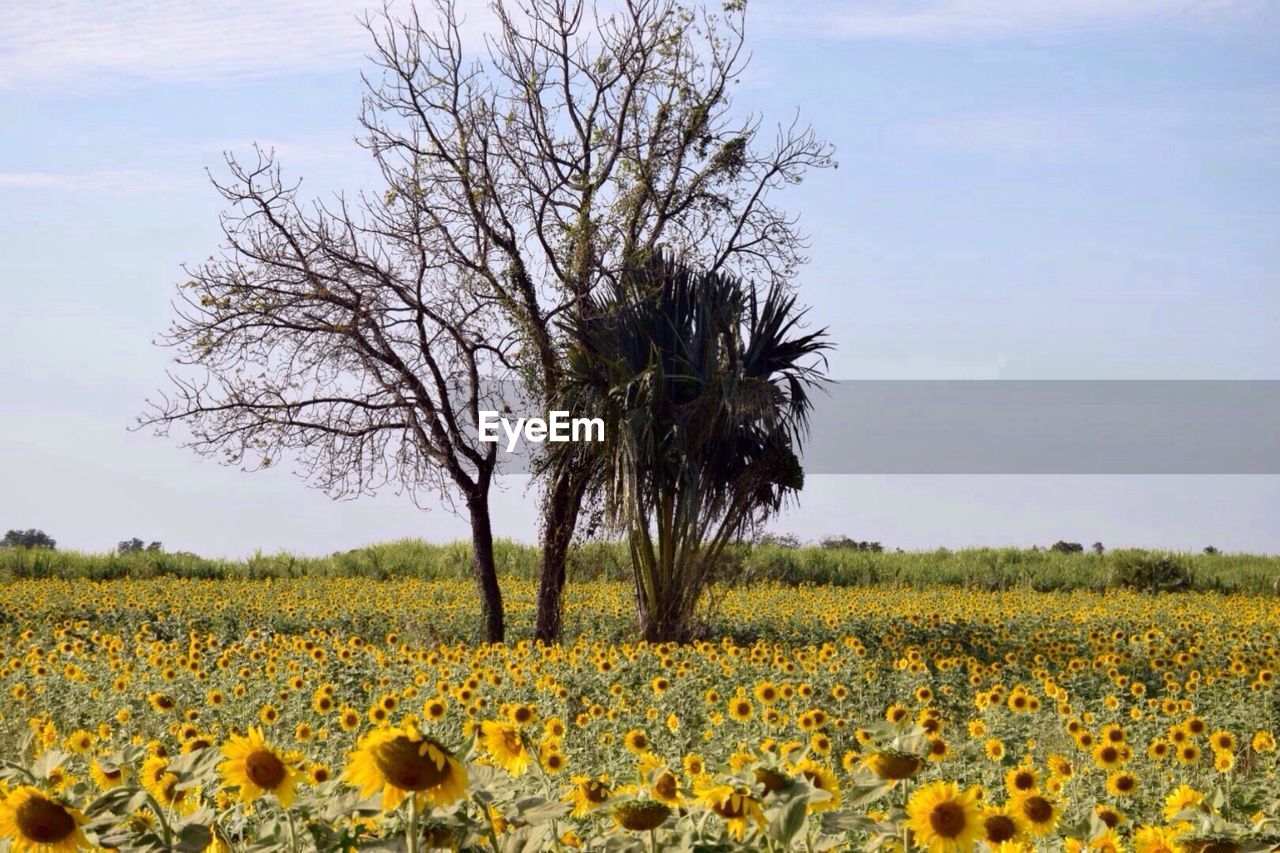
[
  {"left": 6, "top": 0, "right": 1274, "bottom": 93},
  {"left": 0, "top": 169, "right": 181, "bottom": 193},
  {"left": 753, "top": 0, "right": 1275, "bottom": 41},
  {"left": 0, "top": 0, "right": 490, "bottom": 91}
]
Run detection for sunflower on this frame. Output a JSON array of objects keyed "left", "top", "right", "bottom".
[
  {"left": 1010, "top": 791, "right": 1061, "bottom": 837},
  {"left": 62, "top": 731, "right": 93, "bottom": 755},
  {"left": 864, "top": 750, "right": 922, "bottom": 781},
  {"left": 0, "top": 787, "right": 91, "bottom": 853},
  {"left": 338, "top": 706, "right": 361, "bottom": 732},
  {"left": 344, "top": 724, "right": 468, "bottom": 811},
  {"left": 793, "top": 759, "right": 841, "bottom": 812},
  {"left": 623, "top": 729, "right": 650, "bottom": 754},
  {"left": 1209, "top": 730, "right": 1237, "bottom": 753},
  {"left": 89, "top": 760, "right": 126, "bottom": 791},
  {"left": 1106, "top": 770, "right": 1138, "bottom": 797},
  {"left": 218, "top": 726, "right": 300, "bottom": 807},
  {"left": 905, "top": 781, "right": 983, "bottom": 852},
  {"left": 612, "top": 800, "right": 671, "bottom": 832},
  {"left": 564, "top": 776, "right": 612, "bottom": 817},
  {"left": 981, "top": 806, "right": 1024, "bottom": 846},
  {"left": 1004, "top": 766, "right": 1039, "bottom": 795},
  {"left": 1163, "top": 784, "right": 1204, "bottom": 821},
  {"left": 728, "top": 697, "right": 753, "bottom": 722},
  {"left": 696, "top": 785, "right": 766, "bottom": 841},
  {"left": 1133, "top": 825, "right": 1184, "bottom": 853},
  {"left": 481, "top": 720, "right": 530, "bottom": 776}
]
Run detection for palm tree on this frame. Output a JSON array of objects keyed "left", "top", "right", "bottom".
[{"left": 548, "top": 252, "right": 830, "bottom": 641}]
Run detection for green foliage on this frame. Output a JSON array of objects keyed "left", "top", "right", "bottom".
[
  {"left": 2, "top": 528, "right": 56, "bottom": 549},
  {"left": 1107, "top": 549, "right": 1193, "bottom": 592},
  {"left": 1, "top": 540, "right": 1276, "bottom": 593}
]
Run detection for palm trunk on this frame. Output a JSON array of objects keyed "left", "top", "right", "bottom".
[
  {"left": 533, "top": 472, "right": 585, "bottom": 643},
  {"left": 468, "top": 494, "right": 504, "bottom": 644}
]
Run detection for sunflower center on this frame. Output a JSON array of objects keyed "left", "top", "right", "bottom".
[
  {"left": 713, "top": 792, "right": 749, "bottom": 819},
  {"left": 929, "top": 802, "right": 968, "bottom": 838},
  {"left": 1023, "top": 796, "right": 1053, "bottom": 823},
  {"left": 245, "top": 749, "right": 287, "bottom": 790},
  {"left": 984, "top": 814, "right": 1017, "bottom": 843},
  {"left": 654, "top": 772, "right": 677, "bottom": 799},
  {"left": 15, "top": 795, "right": 76, "bottom": 843},
  {"left": 584, "top": 781, "right": 610, "bottom": 804},
  {"left": 374, "top": 736, "right": 449, "bottom": 791}
]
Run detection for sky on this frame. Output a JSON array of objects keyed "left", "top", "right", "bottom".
[{"left": 2, "top": 0, "right": 1278, "bottom": 556}]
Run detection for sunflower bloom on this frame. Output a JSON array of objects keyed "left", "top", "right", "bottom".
[
  {"left": 218, "top": 726, "right": 300, "bottom": 808},
  {"left": 0, "top": 787, "right": 91, "bottom": 853},
  {"left": 480, "top": 720, "right": 530, "bottom": 777},
  {"left": 344, "top": 724, "right": 468, "bottom": 811},
  {"left": 905, "top": 781, "right": 984, "bottom": 852},
  {"left": 696, "top": 785, "right": 766, "bottom": 841}
]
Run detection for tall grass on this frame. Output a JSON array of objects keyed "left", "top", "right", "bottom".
[{"left": 2, "top": 540, "right": 1277, "bottom": 593}]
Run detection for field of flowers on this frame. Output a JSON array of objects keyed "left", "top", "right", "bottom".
[{"left": 1, "top": 577, "right": 1278, "bottom": 851}]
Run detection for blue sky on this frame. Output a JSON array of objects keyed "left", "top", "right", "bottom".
[{"left": 2, "top": 0, "right": 1278, "bottom": 555}]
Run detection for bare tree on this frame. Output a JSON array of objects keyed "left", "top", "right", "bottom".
[
  {"left": 360, "top": 0, "right": 834, "bottom": 641},
  {"left": 140, "top": 150, "right": 514, "bottom": 643}
]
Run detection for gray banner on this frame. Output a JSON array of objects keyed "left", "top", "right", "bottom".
[{"left": 475, "top": 380, "right": 1280, "bottom": 474}]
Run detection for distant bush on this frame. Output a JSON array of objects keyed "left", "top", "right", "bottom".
[
  {"left": 1108, "top": 550, "right": 1192, "bottom": 592},
  {"left": 117, "top": 538, "right": 162, "bottom": 555},
  {"left": 819, "top": 535, "right": 883, "bottom": 552},
  {"left": 1050, "top": 541, "right": 1084, "bottom": 554},
  {"left": 2, "top": 539, "right": 1277, "bottom": 594},
  {"left": 2, "top": 529, "right": 55, "bottom": 549}
]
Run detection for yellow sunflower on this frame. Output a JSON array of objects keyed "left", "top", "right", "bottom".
[
  {"left": 864, "top": 750, "right": 922, "bottom": 781},
  {"left": 696, "top": 785, "right": 766, "bottom": 841},
  {"left": 1133, "top": 825, "right": 1184, "bottom": 853},
  {"left": 564, "top": 775, "right": 612, "bottom": 817},
  {"left": 905, "top": 781, "right": 983, "bottom": 852},
  {"left": 793, "top": 759, "right": 841, "bottom": 812},
  {"left": 0, "top": 787, "right": 91, "bottom": 853},
  {"left": 218, "top": 726, "right": 300, "bottom": 808},
  {"left": 480, "top": 721, "right": 530, "bottom": 777},
  {"left": 1010, "top": 791, "right": 1062, "bottom": 837},
  {"left": 344, "top": 724, "right": 468, "bottom": 812}
]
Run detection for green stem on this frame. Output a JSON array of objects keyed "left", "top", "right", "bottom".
[
  {"left": 141, "top": 790, "right": 174, "bottom": 849},
  {"left": 284, "top": 808, "right": 299, "bottom": 853},
  {"left": 474, "top": 794, "right": 501, "bottom": 851},
  {"left": 406, "top": 796, "right": 420, "bottom": 853}
]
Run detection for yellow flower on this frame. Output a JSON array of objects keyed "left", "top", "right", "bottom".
[
  {"left": 564, "top": 775, "right": 611, "bottom": 817},
  {"left": 480, "top": 720, "right": 530, "bottom": 776},
  {"left": 697, "top": 785, "right": 766, "bottom": 842},
  {"left": 793, "top": 759, "right": 841, "bottom": 812},
  {"left": 0, "top": 786, "right": 91, "bottom": 853},
  {"left": 344, "top": 724, "right": 467, "bottom": 811},
  {"left": 1163, "top": 784, "right": 1204, "bottom": 821},
  {"left": 1010, "top": 791, "right": 1061, "bottom": 837},
  {"left": 612, "top": 800, "right": 671, "bottom": 832},
  {"left": 864, "top": 750, "right": 922, "bottom": 780},
  {"left": 981, "top": 806, "right": 1024, "bottom": 847},
  {"left": 1133, "top": 824, "right": 1183, "bottom": 853},
  {"left": 89, "top": 760, "right": 126, "bottom": 790},
  {"left": 218, "top": 726, "right": 300, "bottom": 807},
  {"left": 1106, "top": 770, "right": 1138, "bottom": 797},
  {"left": 905, "top": 781, "right": 983, "bottom": 852}
]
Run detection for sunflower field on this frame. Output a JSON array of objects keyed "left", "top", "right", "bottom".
[{"left": 1, "top": 577, "right": 1279, "bottom": 851}]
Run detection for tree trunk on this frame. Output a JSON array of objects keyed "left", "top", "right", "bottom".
[
  {"left": 533, "top": 473, "right": 585, "bottom": 643},
  {"left": 468, "top": 495, "right": 505, "bottom": 644}
]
